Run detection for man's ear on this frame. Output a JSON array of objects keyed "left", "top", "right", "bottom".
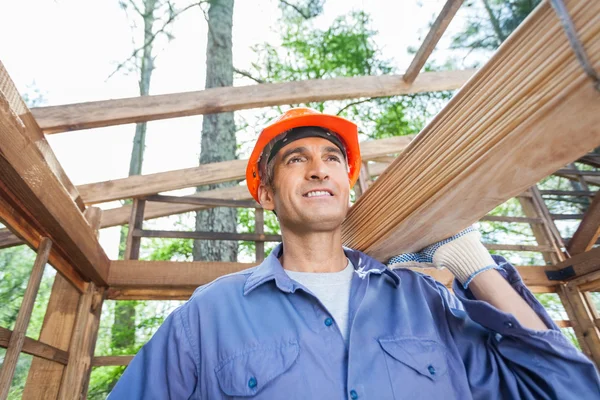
[{"left": 258, "top": 184, "right": 276, "bottom": 212}]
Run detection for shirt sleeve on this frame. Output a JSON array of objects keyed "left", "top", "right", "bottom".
[
  {"left": 108, "top": 304, "right": 199, "bottom": 400},
  {"left": 437, "top": 255, "right": 600, "bottom": 399}
]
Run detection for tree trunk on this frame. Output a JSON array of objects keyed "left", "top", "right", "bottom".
[
  {"left": 112, "top": 0, "right": 157, "bottom": 360},
  {"left": 193, "top": 0, "right": 237, "bottom": 262}
]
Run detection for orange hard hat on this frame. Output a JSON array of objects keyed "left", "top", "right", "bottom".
[{"left": 246, "top": 107, "right": 362, "bottom": 202}]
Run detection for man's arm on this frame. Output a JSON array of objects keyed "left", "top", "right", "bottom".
[
  {"left": 469, "top": 268, "right": 547, "bottom": 330},
  {"left": 108, "top": 305, "right": 199, "bottom": 399}
]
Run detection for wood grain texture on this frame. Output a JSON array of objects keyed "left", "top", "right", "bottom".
[
  {"left": 0, "top": 62, "right": 83, "bottom": 210},
  {"left": 79, "top": 135, "right": 415, "bottom": 205},
  {"left": 403, "top": 0, "right": 464, "bottom": 83},
  {"left": 0, "top": 327, "right": 68, "bottom": 365},
  {"left": 342, "top": 0, "right": 600, "bottom": 261},
  {"left": 0, "top": 228, "right": 22, "bottom": 248},
  {"left": 568, "top": 191, "right": 600, "bottom": 255},
  {"left": 0, "top": 238, "right": 52, "bottom": 399},
  {"left": 32, "top": 70, "right": 474, "bottom": 134},
  {"left": 0, "top": 91, "right": 109, "bottom": 285}
]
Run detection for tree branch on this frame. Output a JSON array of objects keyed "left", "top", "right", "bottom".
[
  {"left": 233, "top": 68, "right": 265, "bottom": 84},
  {"left": 336, "top": 98, "right": 372, "bottom": 115}
]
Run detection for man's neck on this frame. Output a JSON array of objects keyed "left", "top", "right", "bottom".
[{"left": 279, "top": 229, "right": 347, "bottom": 273}]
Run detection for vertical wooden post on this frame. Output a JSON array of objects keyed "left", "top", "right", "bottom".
[
  {"left": 0, "top": 238, "right": 52, "bottom": 400},
  {"left": 125, "top": 198, "right": 145, "bottom": 260},
  {"left": 57, "top": 283, "right": 105, "bottom": 400},
  {"left": 23, "top": 207, "right": 103, "bottom": 400},
  {"left": 355, "top": 162, "right": 370, "bottom": 199},
  {"left": 559, "top": 283, "right": 600, "bottom": 370},
  {"left": 255, "top": 208, "right": 265, "bottom": 263}
]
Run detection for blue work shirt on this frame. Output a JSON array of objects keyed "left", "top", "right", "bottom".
[{"left": 109, "top": 244, "right": 600, "bottom": 399}]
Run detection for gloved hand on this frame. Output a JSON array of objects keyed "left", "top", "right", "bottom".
[{"left": 387, "top": 226, "right": 499, "bottom": 288}]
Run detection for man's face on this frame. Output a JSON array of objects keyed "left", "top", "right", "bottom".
[{"left": 258, "top": 136, "right": 351, "bottom": 233}]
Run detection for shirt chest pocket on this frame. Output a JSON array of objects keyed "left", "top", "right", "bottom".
[
  {"left": 214, "top": 341, "right": 299, "bottom": 399},
  {"left": 378, "top": 337, "right": 452, "bottom": 399}
]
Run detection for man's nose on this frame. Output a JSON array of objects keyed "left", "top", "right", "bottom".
[{"left": 307, "top": 159, "right": 329, "bottom": 181}]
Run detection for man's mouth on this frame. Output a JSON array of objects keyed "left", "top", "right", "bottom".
[{"left": 303, "top": 189, "right": 334, "bottom": 198}]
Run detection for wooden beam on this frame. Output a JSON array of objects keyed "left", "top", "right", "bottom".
[
  {"left": 91, "top": 356, "right": 133, "bottom": 367},
  {"left": 108, "top": 260, "right": 556, "bottom": 292},
  {"left": 341, "top": 0, "right": 600, "bottom": 260},
  {"left": 555, "top": 169, "right": 600, "bottom": 177},
  {"left": 255, "top": 208, "right": 265, "bottom": 263},
  {"left": 0, "top": 228, "right": 22, "bottom": 249},
  {"left": 560, "top": 284, "right": 600, "bottom": 370},
  {"left": 480, "top": 215, "right": 542, "bottom": 224},
  {"left": 539, "top": 190, "right": 595, "bottom": 197},
  {"left": 0, "top": 62, "right": 83, "bottom": 210},
  {"left": 78, "top": 135, "right": 415, "bottom": 205},
  {"left": 0, "top": 238, "right": 52, "bottom": 399},
  {"left": 484, "top": 243, "right": 555, "bottom": 253},
  {"left": 568, "top": 191, "right": 600, "bottom": 255},
  {"left": 32, "top": 70, "right": 474, "bottom": 134},
  {"left": 124, "top": 199, "right": 145, "bottom": 261},
  {"left": 403, "top": 0, "right": 464, "bottom": 83},
  {"left": 145, "top": 194, "right": 260, "bottom": 209},
  {"left": 0, "top": 327, "right": 68, "bottom": 365},
  {"left": 135, "top": 229, "right": 282, "bottom": 242},
  {"left": 0, "top": 91, "right": 110, "bottom": 285},
  {"left": 58, "top": 284, "right": 104, "bottom": 399}
]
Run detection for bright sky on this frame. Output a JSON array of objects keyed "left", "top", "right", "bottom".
[{"left": 0, "top": 0, "right": 477, "bottom": 258}]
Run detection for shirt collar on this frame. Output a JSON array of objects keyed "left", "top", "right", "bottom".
[{"left": 243, "top": 243, "right": 399, "bottom": 296}]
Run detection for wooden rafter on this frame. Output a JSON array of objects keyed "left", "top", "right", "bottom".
[
  {"left": 0, "top": 62, "right": 84, "bottom": 210},
  {"left": 78, "top": 135, "right": 415, "bottom": 205},
  {"left": 341, "top": 0, "right": 600, "bottom": 260},
  {"left": 568, "top": 190, "right": 600, "bottom": 255},
  {"left": 403, "top": 0, "right": 464, "bottom": 84},
  {"left": 0, "top": 87, "right": 109, "bottom": 286},
  {"left": 31, "top": 70, "right": 474, "bottom": 134}
]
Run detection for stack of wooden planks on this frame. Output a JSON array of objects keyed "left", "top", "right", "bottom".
[{"left": 342, "top": 0, "right": 600, "bottom": 260}]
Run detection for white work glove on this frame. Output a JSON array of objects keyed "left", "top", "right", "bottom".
[{"left": 387, "top": 226, "right": 499, "bottom": 288}]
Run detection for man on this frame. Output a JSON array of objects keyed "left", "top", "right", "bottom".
[{"left": 110, "top": 108, "right": 600, "bottom": 399}]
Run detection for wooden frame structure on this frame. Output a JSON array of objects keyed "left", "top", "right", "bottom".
[{"left": 1, "top": 0, "right": 599, "bottom": 397}]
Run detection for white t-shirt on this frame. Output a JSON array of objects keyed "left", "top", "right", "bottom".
[{"left": 284, "top": 259, "right": 354, "bottom": 344}]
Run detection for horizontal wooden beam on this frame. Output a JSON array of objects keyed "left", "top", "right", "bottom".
[
  {"left": 555, "top": 169, "right": 600, "bottom": 177},
  {"left": 32, "top": 70, "right": 475, "bottom": 134},
  {"left": 92, "top": 356, "right": 133, "bottom": 367},
  {"left": 480, "top": 215, "right": 542, "bottom": 224},
  {"left": 144, "top": 194, "right": 260, "bottom": 209},
  {"left": 0, "top": 88, "right": 109, "bottom": 286},
  {"left": 553, "top": 247, "right": 600, "bottom": 281},
  {"left": 0, "top": 227, "right": 22, "bottom": 248},
  {"left": 79, "top": 135, "right": 415, "bottom": 205},
  {"left": 403, "top": 0, "right": 464, "bottom": 83},
  {"left": 539, "top": 190, "right": 595, "bottom": 197},
  {"left": 551, "top": 214, "right": 585, "bottom": 220},
  {"left": 134, "top": 229, "right": 282, "bottom": 242},
  {"left": 0, "top": 326, "right": 68, "bottom": 365},
  {"left": 484, "top": 243, "right": 555, "bottom": 253}
]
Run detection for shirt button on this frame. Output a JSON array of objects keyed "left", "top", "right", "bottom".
[
  {"left": 428, "top": 365, "right": 436, "bottom": 375},
  {"left": 350, "top": 389, "right": 358, "bottom": 399},
  {"left": 324, "top": 317, "right": 333, "bottom": 327},
  {"left": 248, "top": 377, "right": 257, "bottom": 389},
  {"left": 504, "top": 321, "right": 514, "bottom": 328}
]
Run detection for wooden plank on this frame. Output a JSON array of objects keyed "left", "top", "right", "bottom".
[
  {"left": 341, "top": 0, "right": 600, "bottom": 260},
  {"left": 145, "top": 194, "right": 260, "bottom": 209},
  {"left": 568, "top": 191, "right": 600, "bottom": 255},
  {"left": 560, "top": 284, "right": 600, "bottom": 369},
  {"left": 0, "top": 91, "right": 110, "bottom": 285},
  {"left": 100, "top": 185, "right": 251, "bottom": 228},
  {"left": 554, "top": 247, "right": 600, "bottom": 280},
  {"left": 555, "top": 169, "right": 600, "bottom": 177},
  {"left": 0, "top": 228, "right": 22, "bottom": 249},
  {"left": 0, "top": 186, "right": 86, "bottom": 292},
  {"left": 106, "top": 287, "right": 199, "bottom": 300},
  {"left": 0, "top": 327, "right": 68, "bottom": 365},
  {"left": 403, "top": 0, "right": 464, "bottom": 83},
  {"left": 551, "top": 213, "right": 585, "bottom": 220},
  {"left": 108, "top": 260, "right": 257, "bottom": 289},
  {"left": 22, "top": 275, "right": 81, "bottom": 399},
  {"left": 484, "top": 243, "right": 555, "bottom": 253},
  {"left": 539, "top": 190, "right": 595, "bottom": 197},
  {"left": 91, "top": 356, "right": 133, "bottom": 367},
  {"left": 124, "top": 199, "right": 145, "bottom": 261},
  {"left": 135, "top": 229, "right": 282, "bottom": 242},
  {"left": 58, "top": 284, "right": 104, "bottom": 399},
  {"left": 0, "top": 238, "right": 52, "bottom": 399},
  {"left": 0, "top": 62, "right": 84, "bottom": 210},
  {"left": 78, "top": 135, "right": 415, "bottom": 205},
  {"left": 32, "top": 70, "right": 475, "bottom": 134}
]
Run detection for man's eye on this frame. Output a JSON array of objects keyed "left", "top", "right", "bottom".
[
  {"left": 327, "top": 155, "right": 341, "bottom": 162},
  {"left": 288, "top": 157, "right": 303, "bottom": 164}
]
